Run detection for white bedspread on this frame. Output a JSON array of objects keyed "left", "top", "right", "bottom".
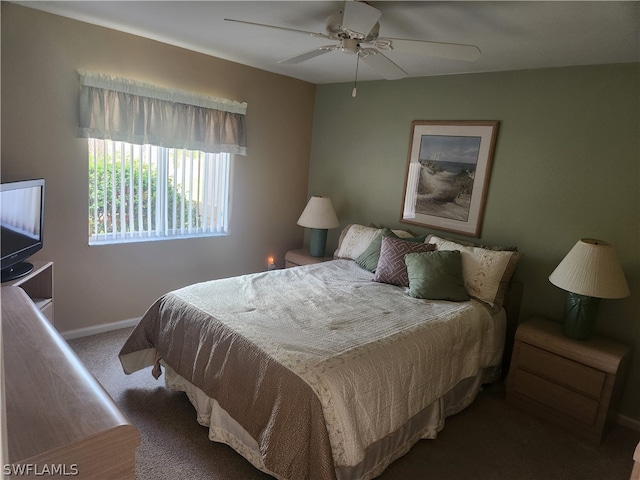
[{"left": 172, "top": 259, "right": 505, "bottom": 468}]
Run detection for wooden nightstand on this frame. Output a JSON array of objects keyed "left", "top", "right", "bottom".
[
  {"left": 284, "top": 249, "right": 333, "bottom": 268},
  {"left": 506, "top": 317, "right": 631, "bottom": 443}
]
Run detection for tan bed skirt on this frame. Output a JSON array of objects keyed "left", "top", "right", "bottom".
[{"left": 163, "top": 363, "right": 500, "bottom": 480}]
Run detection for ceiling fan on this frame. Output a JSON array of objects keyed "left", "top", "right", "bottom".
[{"left": 225, "top": 1, "right": 481, "bottom": 87}]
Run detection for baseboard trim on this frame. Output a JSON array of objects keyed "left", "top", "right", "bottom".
[
  {"left": 617, "top": 413, "right": 640, "bottom": 432},
  {"left": 61, "top": 317, "right": 140, "bottom": 340}
]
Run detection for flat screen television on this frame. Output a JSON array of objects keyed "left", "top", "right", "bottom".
[{"left": 1, "top": 178, "right": 45, "bottom": 282}]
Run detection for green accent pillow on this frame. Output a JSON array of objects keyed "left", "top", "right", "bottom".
[
  {"left": 405, "top": 250, "right": 470, "bottom": 301},
  {"left": 356, "top": 228, "right": 427, "bottom": 272}
]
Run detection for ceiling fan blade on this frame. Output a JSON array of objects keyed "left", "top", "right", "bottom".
[
  {"left": 342, "top": 1, "right": 382, "bottom": 38},
  {"left": 376, "top": 37, "right": 481, "bottom": 62},
  {"left": 224, "top": 18, "right": 331, "bottom": 40},
  {"left": 359, "top": 48, "right": 407, "bottom": 80},
  {"left": 279, "top": 45, "right": 338, "bottom": 65}
]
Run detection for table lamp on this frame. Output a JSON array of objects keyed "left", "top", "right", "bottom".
[
  {"left": 297, "top": 196, "right": 339, "bottom": 257},
  {"left": 549, "top": 238, "right": 630, "bottom": 340}
]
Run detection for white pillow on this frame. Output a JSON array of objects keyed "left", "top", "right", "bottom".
[
  {"left": 427, "top": 235, "right": 521, "bottom": 311},
  {"left": 334, "top": 224, "right": 413, "bottom": 260}
]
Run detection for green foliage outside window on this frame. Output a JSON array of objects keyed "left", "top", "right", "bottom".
[{"left": 89, "top": 146, "right": 199, "bottom": 236}]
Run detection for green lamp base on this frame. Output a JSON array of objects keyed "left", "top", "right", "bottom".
[
  {"left": 308, "top": 228, "right": 328, "bottom": 257},
  {"left": 563, "top": 292, "right": 600, "bottom": 340}
]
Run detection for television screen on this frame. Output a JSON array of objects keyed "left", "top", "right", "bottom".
[{"left": 1, "top": 178, "right": 45, "bottom": 282}]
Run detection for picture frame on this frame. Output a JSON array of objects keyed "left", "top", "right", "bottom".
[{"left": 400, "top": 120, "right": 499, "bottom": 237}]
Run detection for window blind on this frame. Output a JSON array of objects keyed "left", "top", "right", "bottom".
[{"left": 89, "top": 139, "right": 229, "bottom": 245}]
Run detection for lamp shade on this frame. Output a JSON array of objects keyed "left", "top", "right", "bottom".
[
  {"left": 549, "top": 238, "right": 630, "bottom": 299},
  {"left": 297, "top": 196, "right": 340, "bottom": 229}
]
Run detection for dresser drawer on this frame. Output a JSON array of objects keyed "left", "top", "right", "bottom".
[
  {"left": 510, "top": 368, "right": 600, "bottom": 425},
  {"left": 518, "top": 343, "right": 605, "bottom": 398}
]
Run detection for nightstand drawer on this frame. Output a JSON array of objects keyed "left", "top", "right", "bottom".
[
  {"left": 511, "top": 368, "right": 600, "bottom": 425},
  {"left": 518, "top": 343, "right": 605, "bottom": 398}
]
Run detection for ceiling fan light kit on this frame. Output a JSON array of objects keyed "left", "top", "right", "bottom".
[
  {"left": 225, "top": 1, "right": 481, "bottom": 95},
  {"left": 340, "top": 38, "right": 359, "bottom": 54}
]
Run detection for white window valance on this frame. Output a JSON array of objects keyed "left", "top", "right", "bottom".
[{"left": 77, "top": 72, "right": 247, "bottom": 155}]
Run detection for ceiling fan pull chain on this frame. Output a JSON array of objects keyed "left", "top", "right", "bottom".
[{"left": 352, "top": 53, "right": 360, "bottom": 98}]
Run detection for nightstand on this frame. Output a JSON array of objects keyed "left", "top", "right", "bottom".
[
  {"left": 284, "top": 249, "right": 333, "bottom": 268},
  {"left": 506, "top": 317, "right": 631, "bottom": 443}
]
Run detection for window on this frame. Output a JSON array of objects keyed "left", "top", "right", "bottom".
[
  {"left": 77, "top": 72, "right": 247, "bottom": 245},
  {"left": 88, "top": 138, "right": 229, "bottom": 245}
]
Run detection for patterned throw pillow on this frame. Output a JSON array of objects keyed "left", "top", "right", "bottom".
[
  {"left": 355, "top": 228, "right": 428, "bottom": 272},
  {"left": 373, "top": 236, "right": 436, "bottom": 287}
]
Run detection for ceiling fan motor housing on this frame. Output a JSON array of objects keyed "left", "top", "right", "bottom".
[{"left": 325, "top": 11, "right": 380, "bottom": 42}]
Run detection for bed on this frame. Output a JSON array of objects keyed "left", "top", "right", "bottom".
[{"left": 119, "top": 224, "right": 522, "bottom": 480}]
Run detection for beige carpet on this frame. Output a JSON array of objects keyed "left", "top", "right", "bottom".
[{"left": 68, "top": 327, "right": 639, "bottom": 480}]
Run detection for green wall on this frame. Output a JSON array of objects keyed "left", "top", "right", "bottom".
[{"left": 309, "top": 64, "right": 640, "bottom": 421}]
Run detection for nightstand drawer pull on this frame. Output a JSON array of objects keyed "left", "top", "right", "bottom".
[
  {"left": 518, "top": 343, "right": 605, "bottom": 398},
  {"left": 511, "top": 369, "right": 599, "bottom": 425}
]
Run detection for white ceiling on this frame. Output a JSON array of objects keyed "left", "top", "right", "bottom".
[{"left": 16, "top": 1, "right": 640, "bottom": 84}]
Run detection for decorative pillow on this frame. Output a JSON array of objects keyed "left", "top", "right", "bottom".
[
  {"left": 405, "top": 251, "right": 469, "bottom": 301},
  {"left": 334, "top": 224, "right": 381, "bottom": 260},
  {"left": 373, "top": 236, "right": 436, "bottom": 287},
  {"left": 425, "top": 234, "right": 518, "bottom": 252},
  {"left": 355, "top": 228, "right": 428, "bottom": 272},
  {"left": 334, "top": 224, "right": 414, "bottom": 260},
  {"left": 426, "top": 235, "right": 521, "bottom": 311}
]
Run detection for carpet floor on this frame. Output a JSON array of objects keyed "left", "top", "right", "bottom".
[{"left": 68, "top": 327, "right": 639, "bottom": 480}]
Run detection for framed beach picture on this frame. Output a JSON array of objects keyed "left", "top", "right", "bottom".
[{"left": 400, "top": 120, "right": 499, "bottom": 237}]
